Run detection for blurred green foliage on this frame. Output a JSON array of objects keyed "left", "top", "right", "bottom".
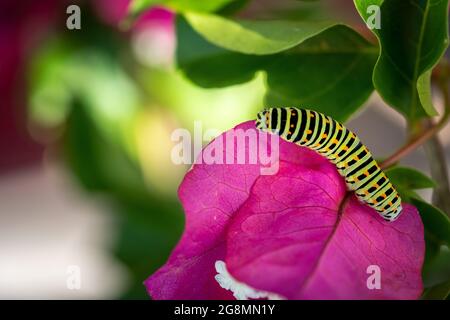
[
  {"left": 29, "top": 9, "right": 186, "bottom": 297},
  {"left": 28, "top": 1, "right": 265, "bottom": 299},
  {"left": 65, "top": 101, "right": 184, "bottom": 298},
  {"left": 130, "top": 0, "right": 235, "bottom": 16},
  {"left": 28, "top": 0, "right": 450, "bottom": 299}
]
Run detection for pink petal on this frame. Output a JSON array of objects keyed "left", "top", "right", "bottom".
[
  {"left": 226, "top": 163, "right": 424, "bottom": 299},
  {"left": 145, "top": 121, "right": 424, "bottom": 299},
  {"left": 145, "top": 121, "right": 267, "bottom": 299}
]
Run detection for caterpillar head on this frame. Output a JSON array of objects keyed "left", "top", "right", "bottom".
[
  {"left": 256, "top": 109, "right": 270, "bottom": 131},
  {"left": 256, "top": 108, "right": 283, "bottom": 135}
]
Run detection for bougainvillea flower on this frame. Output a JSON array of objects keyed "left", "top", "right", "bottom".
[{"left": 145, "top": 121, "right": 424, "bottom": 299}]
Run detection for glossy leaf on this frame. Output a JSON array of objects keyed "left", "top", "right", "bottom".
[
  {"left": 410, "top": 198, "right": 450, "bottom": 246},
  {"left": 422, "top": 244, "right": 450, "bottom": 293},
  {"left": 177, "top": 16, "right": 377, "bottom": 122},
  {"left": 411, "top": 198, "right": 450, "bottom": 296},
  {"left": 385, "top": 166, "right": 436, "bottom": 191},
  {"left": 185, "top": 12, "right": 336, "bottom": 55},
  {"left": 354, "top": 0, "right": 449, "bottom": 120},
  {"left": 130, "top": 0, "right": 235, "bottom": 15},
  {"left": 422, "top": 279, "right": 450, "bottom": 300}
]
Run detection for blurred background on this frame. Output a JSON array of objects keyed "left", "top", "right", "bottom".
[{"left": 0, "top": 0, "right": 448, "bottom": 299}]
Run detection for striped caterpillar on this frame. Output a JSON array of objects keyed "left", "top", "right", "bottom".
[{"left": 256, "top": 107, "right": 402, "bottom": 222}]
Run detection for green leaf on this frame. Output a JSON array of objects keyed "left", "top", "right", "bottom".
[
  {"left": 130, "top": 0, "right": 235, "bottom": 16},
  {"left": 422, "top": 279, "right": 450, "bottom": 300},
  {"left": 409, "top": 196, "right": 450, "bottom": 293},
  {"left": 216, "top": 0, "right": 250, "bottom": 16},
  {"left": 185, "top": 12, "right": 337, "bottom": 55},
  {"left": 385, "top": 166, "right": 436, "bottom": 191},
  {"left": 417, "top": 70, "right": 437, "bottom": 117},
  {"left": 422, "top": 240, "right": 450, "bottom": 291},
  {"left": 354, "top": 0, "right": 449, "bottom": 120},
  {"left": 114, "top": 200, "right": 183, "bottom": 299},
  {"left": 410, "top": 197, "right": 450, "bottom": 246},
  {"left": 177, "top": 16, "right": 377, "bottom": 122}
]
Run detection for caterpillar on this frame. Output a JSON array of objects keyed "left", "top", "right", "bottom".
[{"left": 256, "top": 107, "right": 402, "bottom": 222}]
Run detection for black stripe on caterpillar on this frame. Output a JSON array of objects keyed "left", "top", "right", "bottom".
[{"left": 256, "top": 107, "right": 402, "bottom": 222}]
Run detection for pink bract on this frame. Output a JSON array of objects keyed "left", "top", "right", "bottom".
[{"left": 145, "top": 121, "right": 424, "bottom": 300}]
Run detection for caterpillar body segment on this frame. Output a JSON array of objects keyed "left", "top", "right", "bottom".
[{"left": 256, "top": 107, "right": 402, "bottom": 222}]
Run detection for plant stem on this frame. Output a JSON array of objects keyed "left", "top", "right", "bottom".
[
  {"left": 380, "top": 62, "right": 450, "bottom": 170},
  {"left": 424, "top": 132, "right": 450, "bottom": 215},
  {"left": 379, "top": 111, "right": 449, "bottom": 169}
]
